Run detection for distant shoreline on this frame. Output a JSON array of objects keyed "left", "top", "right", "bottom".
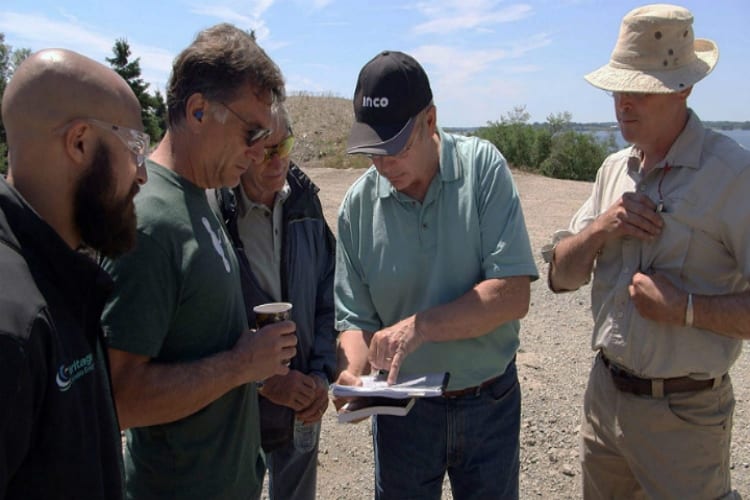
[
  {"left": 446, "top": 121, "right": 750, "bottom": 134},
  {"left": 446, "top": 125, "right": 750, "bottom": 150}
]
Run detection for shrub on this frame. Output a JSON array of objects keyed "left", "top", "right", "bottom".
[
  {"left": 475, "top": 111, "right": 618, "bottom": 181},
  {"left": 475, "top": 122, "right": 535, "bottom": 170},
  {"left": 540, "top": 131, "right": 611, "bottom": 181}
]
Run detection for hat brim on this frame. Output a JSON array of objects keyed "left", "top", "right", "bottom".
[
  {"left": 584, "top": 38, "right": 718, "bottom": 93},
  {"left": 346, "top": 117, "right": 416, "bottom": 156}
]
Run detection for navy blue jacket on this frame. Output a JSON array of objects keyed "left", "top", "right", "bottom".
[{"left": 216, "top": 163, "right": 337, "bottom": 448}]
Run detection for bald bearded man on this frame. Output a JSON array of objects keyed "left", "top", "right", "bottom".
[{"left": 0, "top": 49, "right": 148, "bottom": 499}]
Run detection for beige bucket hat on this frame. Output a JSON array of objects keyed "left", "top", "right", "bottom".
[{"left": 584, "top": 4, "right": 718, "bottom": 93}]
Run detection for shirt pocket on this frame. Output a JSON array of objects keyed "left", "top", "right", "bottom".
[{"left": 639, "top": 209, "right": 692, "bottom": 280}]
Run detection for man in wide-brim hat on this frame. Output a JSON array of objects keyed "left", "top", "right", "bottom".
[{"left": 545, "top": 4, "right": 750, "bottom": 499}]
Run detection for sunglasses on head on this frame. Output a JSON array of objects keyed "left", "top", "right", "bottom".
[{"left": 263, "top": 135, "right": 295, "bottom": 163}]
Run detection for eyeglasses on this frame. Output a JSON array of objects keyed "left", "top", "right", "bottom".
[
  {"left": 55, "top": 118, "right": 150, "bottom": 169},
  {"left": 78, "top": 119, "right": 149, "bottom": 169},
  {"left": 220, "top": 102, "right": 272, "bottom": 147},
  {"left": 86, "top": 119, "right": 149, "bottom": 169},
  {"left": 263, "top": 135, "right": 295, "bottom": 163}
]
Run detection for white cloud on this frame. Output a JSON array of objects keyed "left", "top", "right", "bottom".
[
  {"left": 410, "top": 34, "right": 551, "bottom": 126},
  {"left": 309, "top": 0, "right": 334, "bottom": 8},
  {"left": 413, "top": 1, "right": 533, "bottom": 35},
  {"left": 0, "top": 11, "right": 173, "bottom": 93},
  {"left": 0, "top": 12, "right": 114, "bottom": 53},
  {"left": 189, "top": 3, "right": 272, "bottom": 41},
  {"left": 412, "top": 33, "right": 550, "bottom": 85}
]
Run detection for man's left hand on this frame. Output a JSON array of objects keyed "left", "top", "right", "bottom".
[
  {"left": 629, "top": 271, "right": 687, "bottom": 325},
  {"left": 296, "top": 375, "right": 330, "bottom": 424},
  {"left": 259, "top": 370, "right": 317, "bottom": 411},
  {"left": 369, "top": 316, "right": 426, "bottom": 384}
]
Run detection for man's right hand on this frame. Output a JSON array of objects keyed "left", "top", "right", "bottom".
[
  {"left": 594, "top": 192, "right": 663, "bottom": 242},
  {"left": 549, "top": 192, "right": 663, "bottom": 293},
  {"left": 232, "top": 320, "right": 297, "bottom": 383},
  {"left": 331, "top": 370, "right": 363, "bottom": 412},
  {"left": 332, "top": 370, "right": 371, "bottom": 424}
]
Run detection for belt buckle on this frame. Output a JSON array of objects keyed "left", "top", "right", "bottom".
[{"left": 651, "top": 379, "right": 665, "bottom": 398}]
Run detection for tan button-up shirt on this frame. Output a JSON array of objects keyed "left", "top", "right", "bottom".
[{"left": 556, "top": 111, "right": 750, "bottom": 379}]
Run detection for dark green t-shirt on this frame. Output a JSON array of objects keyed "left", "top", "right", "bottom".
[{"left": 102, "top": 161, "right": 264, "bottom": 499}]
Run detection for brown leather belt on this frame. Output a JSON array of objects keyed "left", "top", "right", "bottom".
[
  {"left": 601, "top": 354, "right": 724, "bottom": 397},
  {"left": 442, "top": 374, "right": 503, "bottom": 399}
]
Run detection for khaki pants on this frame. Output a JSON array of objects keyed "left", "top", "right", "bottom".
[{"left": 581, "top": 355, "right": 740, "bottom": 500}]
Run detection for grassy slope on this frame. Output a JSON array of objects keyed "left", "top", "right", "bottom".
[{"left": 285, "top": 93, "right": 371, "bottom": 169}]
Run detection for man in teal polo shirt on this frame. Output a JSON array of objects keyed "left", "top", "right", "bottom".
[{"left": 334, "top": 50, "right": 538, "bottom": 499}]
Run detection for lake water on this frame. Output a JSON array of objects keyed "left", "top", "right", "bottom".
[{"left": 593, "top": 128, "right": 750, "bottom": 150}]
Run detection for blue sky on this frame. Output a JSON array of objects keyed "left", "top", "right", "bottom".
[{"left": 1, "top": 0, "right": 748, "bottom": 127}]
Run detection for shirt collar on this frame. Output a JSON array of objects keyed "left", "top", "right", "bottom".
[
  {"left": 236, "top": 181, "right": 290, "bottom": 215},
  {"left": 629, "top": 109, "right": 705, "bottom": 172}
]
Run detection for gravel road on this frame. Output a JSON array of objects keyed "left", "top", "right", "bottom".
[{"left": 281, "top": 166, "right": 750, "bottom": 499}]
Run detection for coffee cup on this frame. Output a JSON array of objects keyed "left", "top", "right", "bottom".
[
  {"left": 253, "top": 302, "right": 293, "bottom": 328},
  {"left": 253, "top": 302, "right": 294, "bottom": 366}
]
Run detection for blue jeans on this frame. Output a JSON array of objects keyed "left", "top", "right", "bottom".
[
  {"left": 264, "top": 420, "right": 320, "bottom": 500},
  {"left": 373, "top": 361, "right": 521, "bottom": 500}
]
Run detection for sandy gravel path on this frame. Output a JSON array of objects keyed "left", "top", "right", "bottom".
[{"left": 273, "top": 167, "right": 750, "bottom": 499}]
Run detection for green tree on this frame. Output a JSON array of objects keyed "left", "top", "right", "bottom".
[
  {"left": 153, "top": 89, "right": 167, "bottom": 137},
  {"left": 475, "top": 106, "right": 617, "bottom": 180},
  {"left": 476, "top": 106, "right": 539, "bottom": 169},
  {"left": 546, "top": 111, "right": 573, "bottom": 135},
  {"left": 0, "top": 34, "right": 31, "bottom": 175},
  {"left": 11, "top": 48, "right": 31, "bottom": 74},
  {"left": 500, "top": 105, "right": 531, "bottom": 125},
  {"left": 106, "top": 38, "right": 163, "bottom": 142},
  {"left": 540, "top": 130, "right": 613, "bottom": 181}
]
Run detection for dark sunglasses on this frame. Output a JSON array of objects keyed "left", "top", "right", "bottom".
[{"left": 220, "top": 102, "right": 272, "bottom": 147}]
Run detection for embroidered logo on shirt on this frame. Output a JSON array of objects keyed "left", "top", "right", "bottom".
[
  {"left": 202, "top": 217, "right": 231, "bottom": 273},
  {"left": 56, "top": 353, "right": 94, "bottom": 392}
]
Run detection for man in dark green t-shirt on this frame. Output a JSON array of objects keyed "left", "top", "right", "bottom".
[{"left": 101, "top": 24, "right": 297, "bottom": 500}]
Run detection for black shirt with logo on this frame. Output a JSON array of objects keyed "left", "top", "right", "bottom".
[{"left": 0, "top": 178, "right": 123, "bottom": 499}]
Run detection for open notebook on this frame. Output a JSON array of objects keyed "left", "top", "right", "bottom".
[
  {"left": 331, "top": 372, "right": 449, "bottom": 399},
  {"left": 332, "top": 372, "right": 449, "bottom": 423}
]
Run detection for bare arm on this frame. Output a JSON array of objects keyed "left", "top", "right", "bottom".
[
  {"left": 370, "top": 275, "right": 531, "bottom": 383},
  {"left": 109, "top": 321, "right": 297, "bottom": 429},
  {"left": 697, "top": 291, "right": 750, "bottom": 339},
  {"left": 550, "top": 192, "right": 663, "bottom": 292},
  {"left": 629, "top": 272, "right": 750, "bottom": 339},
  {"left": 331, "top": 329, "right": 372, "bottom": 411},
  {"left": 335, "top": 329, "right": 372, "bottom": 378}
]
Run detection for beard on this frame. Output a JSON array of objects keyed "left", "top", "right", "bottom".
[{"left": 73, "top": 141, "right": 140, "bottom": 258}]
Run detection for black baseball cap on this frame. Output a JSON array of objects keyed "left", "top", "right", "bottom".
[{"left": 347, "top": 50, "right": 433, "bottom": 156}]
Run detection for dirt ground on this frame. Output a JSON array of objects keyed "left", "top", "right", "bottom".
[{"left": 278, "top": 166, "right": 750, "bottom": 499}]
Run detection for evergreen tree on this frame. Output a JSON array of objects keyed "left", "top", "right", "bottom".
[
  {"left": 0, "top": 34, "right": 31, "bottom": 175},
  {"left": 153, "top": 89, "right": 167, "bottom": 138},
  {"left": 106, "top": 38, "right": 163, "bottom": 142}
]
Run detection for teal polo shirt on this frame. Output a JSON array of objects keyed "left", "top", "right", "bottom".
[{"left": 335, "top": 128, "right": 539, "bottom": 390}]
